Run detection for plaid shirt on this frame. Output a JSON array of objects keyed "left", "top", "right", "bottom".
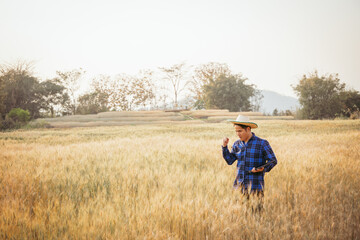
[{"left": 222, "top": 133, "right": 277, "bottom": 192}]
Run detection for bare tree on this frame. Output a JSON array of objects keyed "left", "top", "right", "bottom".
[
  {"left": 159, "top": 62, "right": 188, "bottom": 109},
  {"left": 110, "top": 74, "right": 132, "bottom": 111},
  {"left": 91, "top": 74, "right": 117, "bottom": 111},
  {"left": 56, "top": 68, "right": 85, "bottom": 115},
  {"left": 90, "top": 73, "right": 155, "bottom": 111},
  {"left": 0, "top": 60, "right": 35, "bottom": 76},
  {"left": 91, "top": 75, "right": 112, "bottom": 98},
  {"left": 250, "top": 89, "right": 263, "bottom": 112},
  {"left": 131, "top": 70, "right": 155, "bottom": 110}
]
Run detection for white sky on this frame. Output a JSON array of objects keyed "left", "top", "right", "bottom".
[{"left": 1, "top": 0, "right": 359, "bottom": 97}]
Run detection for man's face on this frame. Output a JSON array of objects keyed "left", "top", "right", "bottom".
[{"left": 235, "top": 125, "right": 251, "bottom": 141}]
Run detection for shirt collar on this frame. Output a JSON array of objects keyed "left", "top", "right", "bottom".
[{"left": 242, "top": 132, "right": 256, "bottom": 145}]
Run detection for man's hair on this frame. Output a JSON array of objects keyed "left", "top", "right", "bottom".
[{"left": 234, "top": 124, "right": 251, "bottom": 130}]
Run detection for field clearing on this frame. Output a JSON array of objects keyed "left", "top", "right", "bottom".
[
  {"left": 207, "top": 116, "right": 294, "bottom": 122},
  {"left": 34, "top": 110, "right": 272, "bottom": 128},
  {"left": 179, "top": 110, "right": 263, "bottom": 118},
  {"left": 1, "top": 120, "right": 360, "bottom": 239}
]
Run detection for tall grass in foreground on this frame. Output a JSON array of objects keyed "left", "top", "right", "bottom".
[{"left": 1, "top": 120, "right": 360, "bottom": 239}]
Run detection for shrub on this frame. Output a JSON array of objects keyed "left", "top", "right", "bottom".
[
  {"left": 1, "top": 108, "right": 31, "bottom": 130},
  {"left": 350, "top": 111, "right": 360, "bottom": 119},
  {"left": 8, "top": 108, "right": 31, "bottom": 123},
  {"left": 1, "top": 115, "right": 17, "bottom": 129},
  {"left": 25, "top": 120, "right": 52, "bottom": 129}
]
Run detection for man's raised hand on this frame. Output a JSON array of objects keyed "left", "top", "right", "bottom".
[{"left": 223, "top": 137, "right": 229, "bottom": 147}]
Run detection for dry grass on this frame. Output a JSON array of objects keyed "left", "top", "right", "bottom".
[
  {"left": 97, "top": 111, "right": 180, "bottom": 117},
  {"left": 37, "top": 111, "right": 189, "bottom": 128},
  {"left": 1, "top": 120, "right": 360, "bottom": 239},
  {"left": 207, "top": 116, "right": 294, "bottom": 123},
  {"left": 36, "top": 110, "right": 266, "bottom": 128},
  {"left": 180, "top": 110, "right": 263, "bottom": 118},
  {"left": 46, "top": 120, "right": 204, "bottom": 128}
]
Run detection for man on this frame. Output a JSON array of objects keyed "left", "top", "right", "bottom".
[{"left": 222, "top": 115, "right": 277, "bottom": 196}]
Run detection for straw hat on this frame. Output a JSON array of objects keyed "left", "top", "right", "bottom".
[{"left": 227, "top": 115, "right": 258, "bottom": 129}]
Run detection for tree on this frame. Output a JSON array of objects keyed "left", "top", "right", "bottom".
[
  {"left": 159, "top": 63, "right": 188, "bottom": 108},
  {"left": 111, "top": 74, "right": 133, "bottom": 111},
  {"left": 203, "top": 74, "right": 256, "bottom": 112},
  {"left": 88, "top": 72, "right": 155, "bottom": 112},
  {"left": 0, "top": 61, "right": 42, "bottom": 118},
  {"left": 249, "top": 89, "right": 263, "bottom": 112},
  {"left": 131, "top": 70, "right": 155, "bottom": 109},
  {"left": 56, "top": 68, "right": 85, "bottom": 115},
  {"left": 89, "top": 74, "right": 130, "bottom": 111},
  {"left": 77, "top": 91, "right": 109, "bottom": 114},
  {"left": 190, "top": 62, "right": 231, "bottom": 109},
  {"left": 0, "top": 72, "right": 6, "bottom": 115},
  {"left": 0, "top": 61, "right": 75, "bottom": 118},
  {"left": 293, "top": 71, "right": 345, "bottom": 119},
  {"left": 90, "top": 75, "right": 112, "bottom": 109},
  {"left": 339, "top": 89, "right": 360, "bottom": 118},
  {"left": 38, "top": 78, "right": 69, "bottom": 117}
]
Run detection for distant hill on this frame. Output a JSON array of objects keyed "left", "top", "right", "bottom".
[
  {"left": 167, "top": 90, "right": 299, "bottom": 114},
  {"left": 260, "top": 90, "right": 299, "bottom": 114}
]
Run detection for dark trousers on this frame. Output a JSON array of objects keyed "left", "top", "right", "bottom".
[
  {"left": 234, "top": 185, "right": 264, "bottom": 213},
  {"left": 244, "top": 190, "right": 264, "bottom": 213}
]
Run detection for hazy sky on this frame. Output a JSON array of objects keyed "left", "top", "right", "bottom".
[{"left": 1, "top": 0, "right": 359, "bottom": 97}]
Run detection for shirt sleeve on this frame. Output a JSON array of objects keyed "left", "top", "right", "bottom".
[
  {"left": 262, "top": 140, "right": 277, "bottom": 172},
  {"left": 222, "top": 142, "right": 237, "bottom": 165}
]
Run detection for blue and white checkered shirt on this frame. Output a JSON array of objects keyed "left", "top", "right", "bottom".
[{"left": 222, "top": 133, "right": 277, "bottom": 192}]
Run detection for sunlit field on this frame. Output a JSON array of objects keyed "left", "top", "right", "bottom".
[
  {"left": 1, "top": 120, "right": 360, "bottom": 239},
  {"left": 34, "top": 110, "right": 292, "bottom": 128}
]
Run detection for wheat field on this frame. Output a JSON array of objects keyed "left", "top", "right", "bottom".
[
  {"left": 34, "top": 110, "right": 276, "bottom": 128},
  {"left": 1, "top": 120, "right": 360, "bottom": 239}
]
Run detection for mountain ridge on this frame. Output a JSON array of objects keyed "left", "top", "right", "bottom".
[{"left": 259, "top": 90, "right": 299, "bottom": 114}]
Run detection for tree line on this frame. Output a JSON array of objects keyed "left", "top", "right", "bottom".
[
  {"left": 0, "top": 61, "right": 262, "bottom": 129},
  {"left": 1, "top": 61, "right": 359, "bottom": 130},
  {"left": 293, "top": 71, "right": 360, "bottom": 119}
]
